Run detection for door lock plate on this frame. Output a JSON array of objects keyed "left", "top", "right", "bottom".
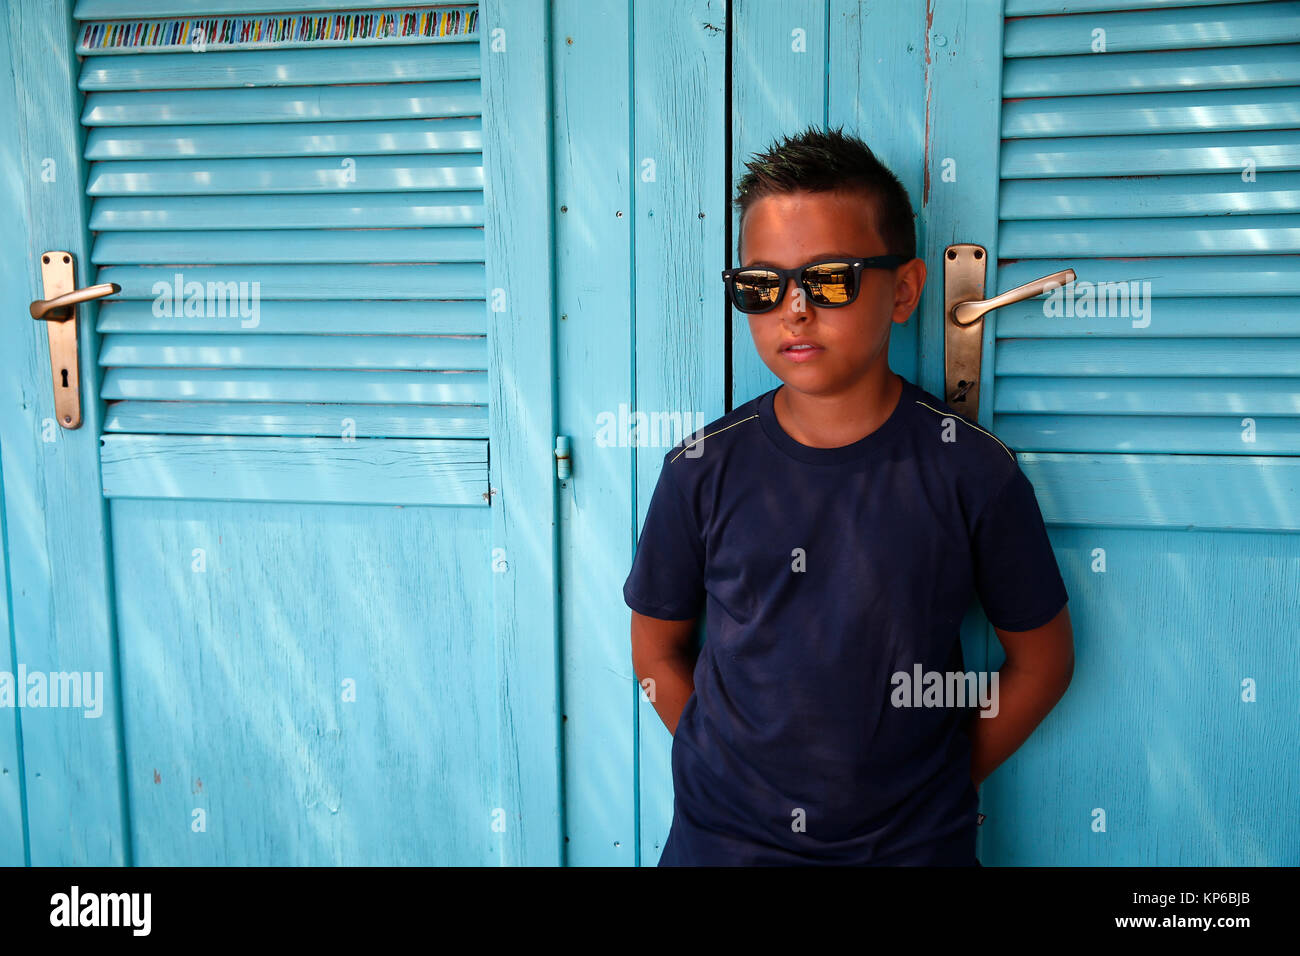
[
  {"left": 943, "top": 243, "right": 987, "bottom": 420},
  {"left": 38, "top": 251, "right": 83, "bottom": 429}
]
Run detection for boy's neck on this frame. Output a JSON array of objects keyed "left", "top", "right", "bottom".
[{"left": 773, "top": 368, "right": 904, "bottom": 450}]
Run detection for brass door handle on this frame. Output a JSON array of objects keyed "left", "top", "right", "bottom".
[
  {"left": 952, "top": 269, "right": 1075, "bottom": 328},
  {"left": 943, "top": 243, "right": 1076, "bottom": 419},
  {"left": 29, "top": 251, "right": 120, "bottom": 429},
  {"left": 30, "top": 280, "right": 121, "bottom": 320}
]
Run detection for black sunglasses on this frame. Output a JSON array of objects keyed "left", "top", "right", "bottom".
[{"left": 721, "top": 255, "right": 909, "bottom": 314}]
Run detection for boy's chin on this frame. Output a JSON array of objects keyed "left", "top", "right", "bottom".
[
  {"left": 769, "top": 369, "right": 841, "bottom": 395},
  {"left": 767, "top": 364, "right": 888, "bottom": 397}
]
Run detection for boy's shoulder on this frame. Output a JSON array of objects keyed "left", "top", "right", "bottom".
[
  {"left": 901, "top": 379, "right": 1021, "bottom": 482},
  {"left": 658, "top": 391, "right": 766, "bottom": 473}
]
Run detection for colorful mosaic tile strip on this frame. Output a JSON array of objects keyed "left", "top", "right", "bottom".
[{"left": 78, "top": 6, "right": 477, "bottom": 53}]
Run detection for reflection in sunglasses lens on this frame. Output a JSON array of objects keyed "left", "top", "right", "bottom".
[
  {"left": 805, "top": 263, "right": 853, "bottom": 304},
  {"left": 735, "top": 270, "right": 780, "bottom": 311}
]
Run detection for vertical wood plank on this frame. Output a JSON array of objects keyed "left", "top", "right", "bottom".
[
  {"left": 730, "top": 0, "right": 827, "bottom": 408},
  {"left": 481, "top": 0, "right": 563, "bottom": 865},
  {"left": 551, "top": 0, "right": 635, "bottom": 865},
  {"left": 630, "top": 0, "right": 728, "bottom": 866},
  {"left": 923, "top": 0, "right": 1005, "bottom": 864},
  {"left": 829, "top": 0, "right": 929, "bottom": 387},
  {"left": 0, "top": 459, "right": 25, "bottom": 865},
  {"left": 0, "top": 0, "right": 129, "bottom": 866},
  {"left": 0, "top": 6, "right": 31, "bottom": 867},
  {"left": 921, "top": 0, "right": 1004, "bottom": 413}
]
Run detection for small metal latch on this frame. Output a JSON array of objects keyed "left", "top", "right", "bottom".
[
  {"left": 943, "top": 243, "right": 1074, "bottom": 420},
  {"left": 28, "top": 251, "right": 120, "bottom": 430},
  {"left": 554, "top": 436, "right": 571, "bottom": 479}
]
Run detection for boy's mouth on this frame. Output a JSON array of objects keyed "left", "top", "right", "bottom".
[{"left": 780, "top": 338, "right": 824, "bottom": 362}]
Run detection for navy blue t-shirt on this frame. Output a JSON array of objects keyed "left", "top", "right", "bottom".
[{"left": 623, "top": 375, "right": 1069, "bottom": 866}]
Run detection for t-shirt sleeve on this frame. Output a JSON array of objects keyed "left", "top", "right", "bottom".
[
  {"left": 970, "top": 466, "right": 1069, "bottom": 632},
  {"left": 623, "top": 459, "right": 706, "bottom": 621}
]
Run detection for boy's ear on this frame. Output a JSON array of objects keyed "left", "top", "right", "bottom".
[{"left": 891, "top": 257, "right": 927, "bottom": 324}]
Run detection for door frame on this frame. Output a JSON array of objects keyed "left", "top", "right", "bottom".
[
  {"left": 0, "top": 0, "right": 129, "bottom": 866},
  {"left": 481, "top": 0, "right": 563, "bottom": 866}
]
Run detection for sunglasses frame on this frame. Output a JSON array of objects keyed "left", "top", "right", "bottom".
[{"left": 721, "top": 255, "right": 910, "bottom": 314}]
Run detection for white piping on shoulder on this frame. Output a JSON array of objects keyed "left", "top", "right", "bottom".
[
  {"left": 913, "top": 400, "right": 1016, "bottom": 463},
  {"left": 669, "top": 414, "right": 760, "bottom": 463}
]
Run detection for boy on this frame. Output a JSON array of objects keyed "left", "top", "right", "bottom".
[{"left": 623, "top": 126, "right": 1074, "bottom": 866}]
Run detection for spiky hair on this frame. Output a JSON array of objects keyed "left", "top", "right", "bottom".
[{"left": 733, "top": 125, "right": 916, "bottom": 259}]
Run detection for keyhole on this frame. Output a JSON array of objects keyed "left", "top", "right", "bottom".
[{"left": 61, "top": 368, "right": 69, "bottom": 388}]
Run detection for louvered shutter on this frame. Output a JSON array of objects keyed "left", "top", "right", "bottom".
[
  {"left": 73, "top": 3, "right": 488, "bottom": 475},
  {"left": 994, "top": 0, "right": 1300, "bottom": 460}
]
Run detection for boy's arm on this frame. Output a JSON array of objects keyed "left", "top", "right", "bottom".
[
  {"left": 967, "top": 603, "right": 1074, "bottom": 788},
  {"left": 630, "top": 610, "right": 698, "bottom": 736}
]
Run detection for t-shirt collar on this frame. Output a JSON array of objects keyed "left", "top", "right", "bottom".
[{"left": 757, "top": 376, "right": 914, "bottom": 465}]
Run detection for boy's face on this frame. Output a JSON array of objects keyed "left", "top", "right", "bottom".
[{"left": 739, "top": 188, "right": 925, "bottom": 398}]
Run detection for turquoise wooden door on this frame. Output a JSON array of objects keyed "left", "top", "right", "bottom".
[
  {"left": 0, "top": 0, "right": 562, "bottom": 865},
  {"left": 730, "top": 0, "right": 1299, "bottom": 864}
]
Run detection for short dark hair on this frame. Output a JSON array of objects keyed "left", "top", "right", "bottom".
[{"left": 733, "top": 125, "right": 916, "bottom": 260}]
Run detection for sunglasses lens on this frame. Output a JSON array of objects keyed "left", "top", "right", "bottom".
[
  {"left": 732, "top": 269, "right": 782, "bottom": 312},
  {"left": 803, "top": 262, "right": 855, "bottom": 305}
]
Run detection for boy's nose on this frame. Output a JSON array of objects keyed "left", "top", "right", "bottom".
[{"left": 779, "top": 277, "right": 810, "bottom": 318}]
